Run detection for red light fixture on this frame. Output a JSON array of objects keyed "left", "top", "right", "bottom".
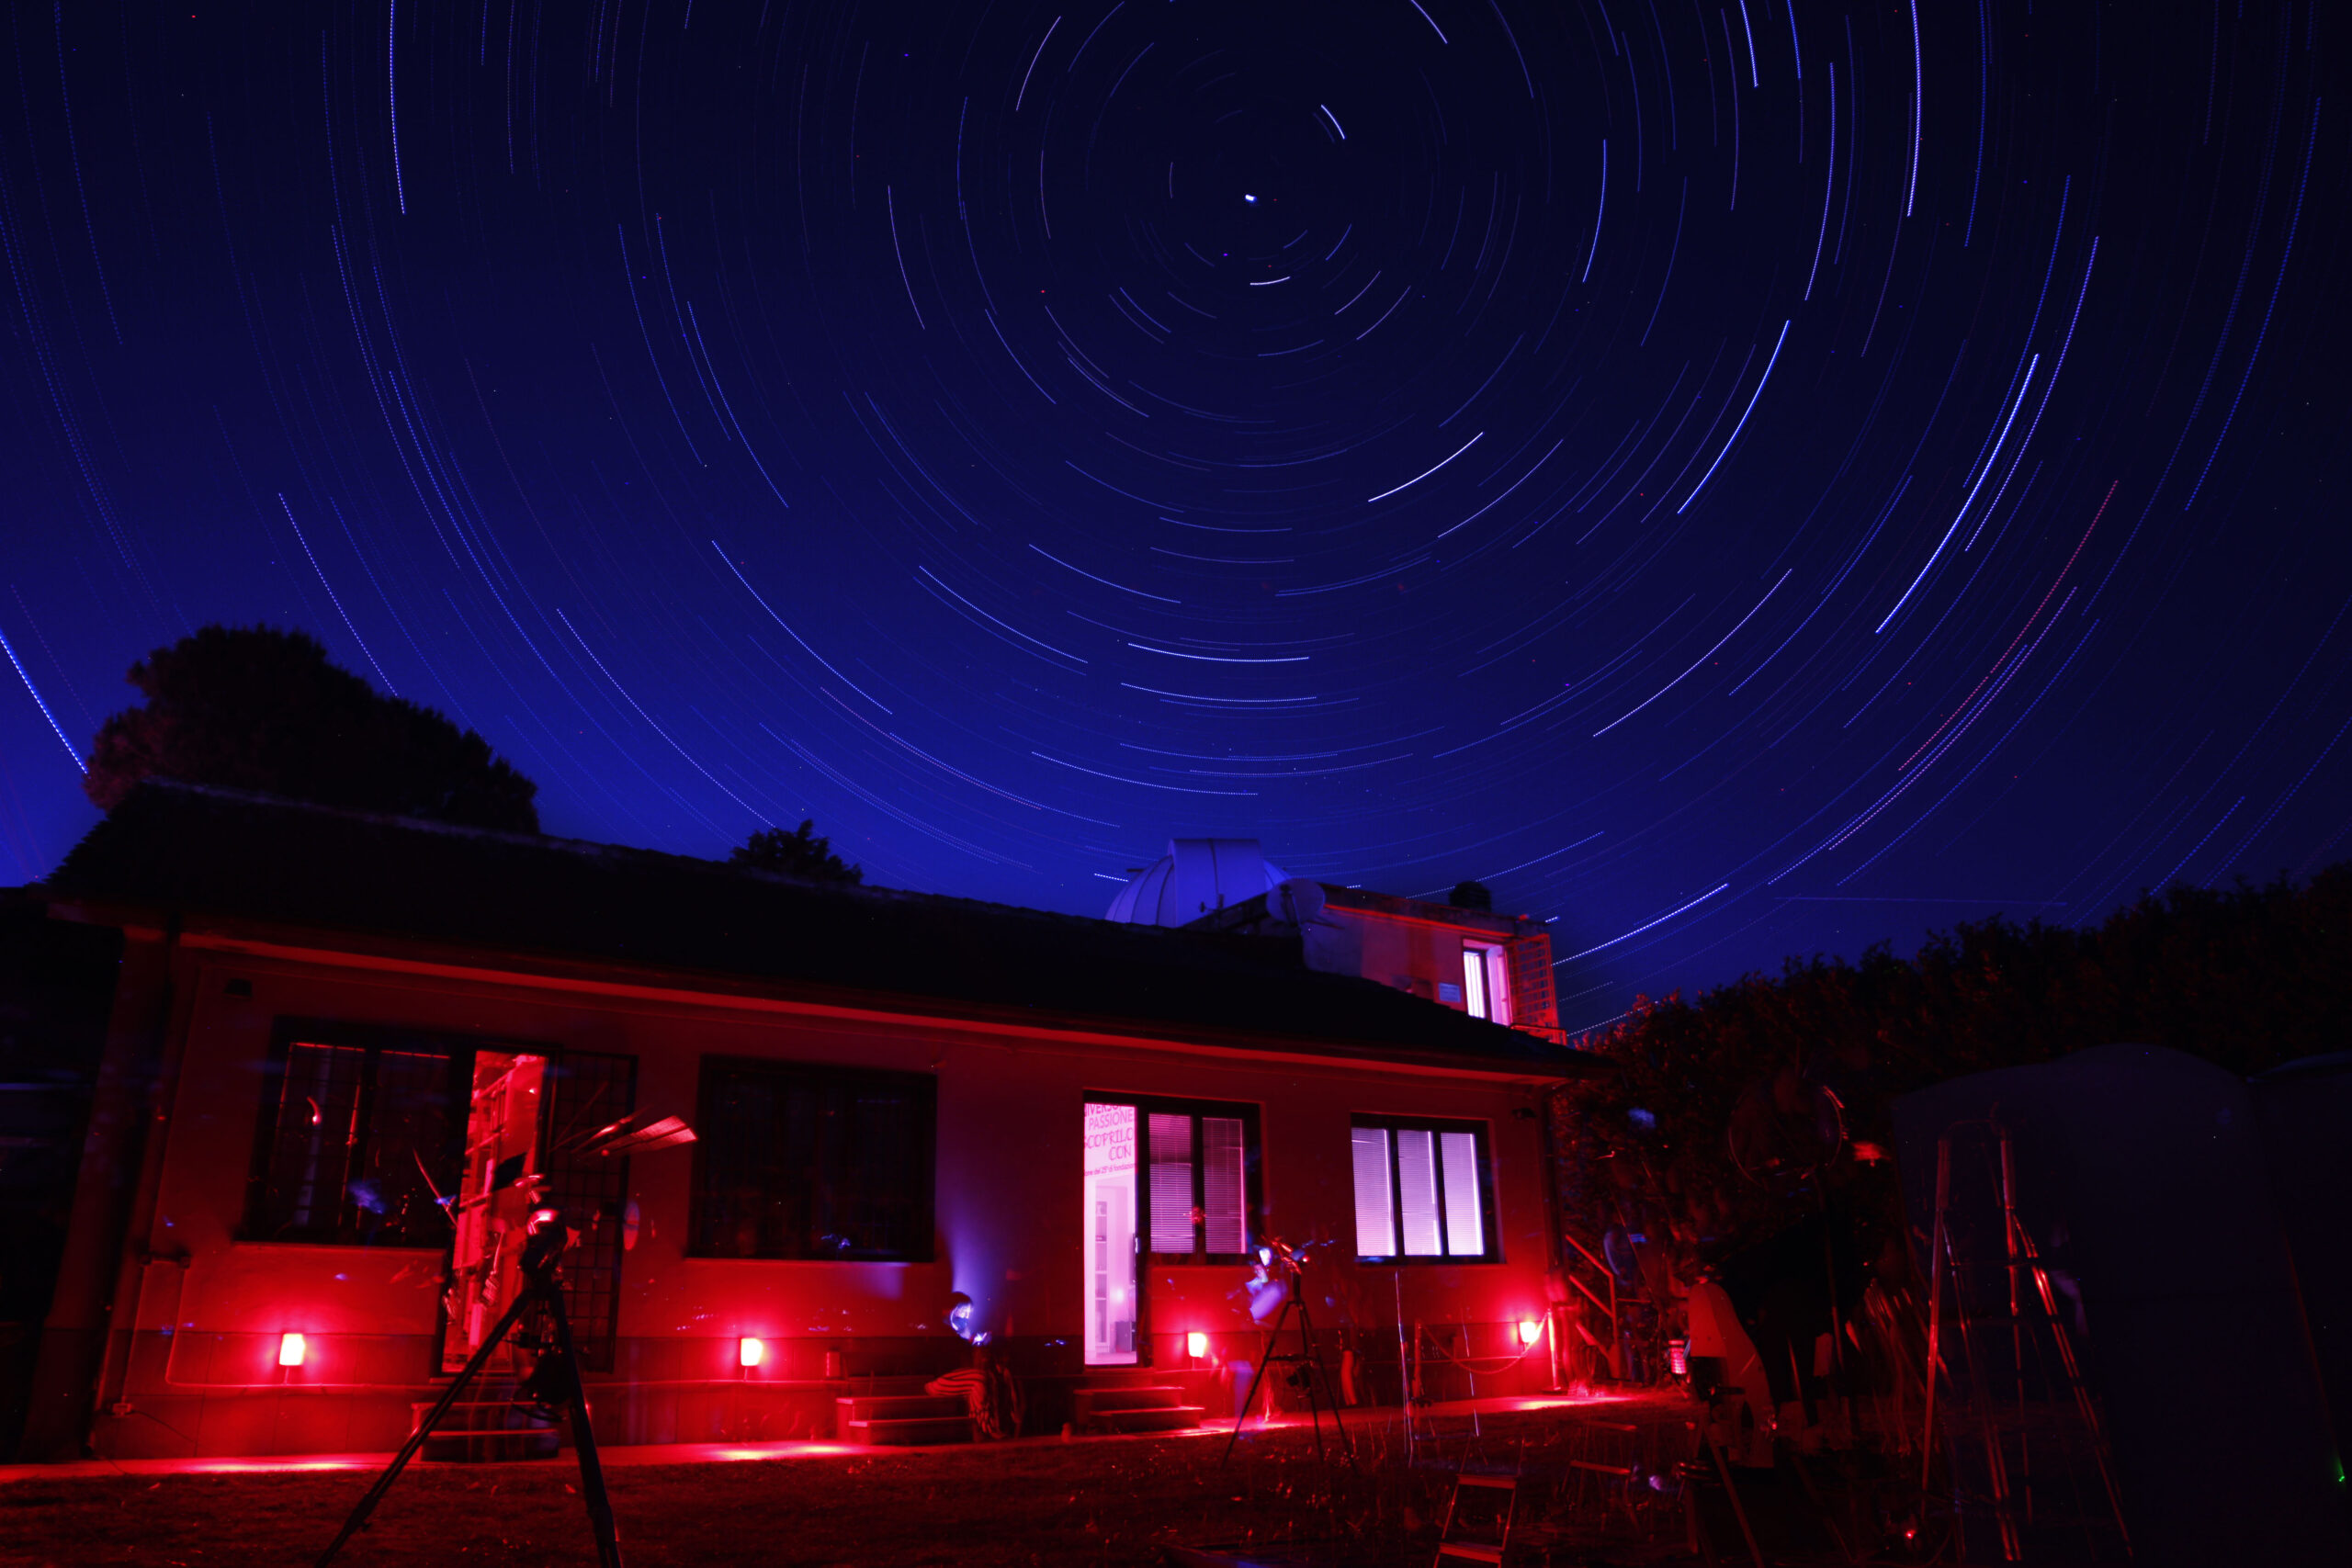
[
  {"left": 1517, "top": 1319, "right": 1544, "bottom": 1347},
  {"left": 1186, "top": 1331, "right": 1209, "bottom": 1360},
  {"left": 278, "top": 1332, "right": 307, "bottom": 1368},
  {"left": 739, "top": 1336, "right": 765, "bottom": 1369}
]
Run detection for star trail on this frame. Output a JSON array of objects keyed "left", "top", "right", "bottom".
[{"left": 0, "top": 0, "right": 2344, "bottom": 1030}]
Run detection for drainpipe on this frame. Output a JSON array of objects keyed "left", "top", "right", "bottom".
[
  {"left": 20, "top": 909, "right": 182, "bottom": 1460},
  {"left": 96, "top": 924, "right": 207, "bottom": 1422},
  {"left": 1535, "top": 1083, "right": 1569, "bottom": 1391}
]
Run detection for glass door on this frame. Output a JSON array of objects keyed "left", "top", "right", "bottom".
[
  {"left": 442, "top": 1049, "right": 548, "bottom": 1372},
  {"left": 1081, "top": 1101, "right": 1140, "bottom": 1365}
]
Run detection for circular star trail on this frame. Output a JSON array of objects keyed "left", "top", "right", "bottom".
[{"left": 0, "top": 0, "right": 2345, "bottom": 1026}]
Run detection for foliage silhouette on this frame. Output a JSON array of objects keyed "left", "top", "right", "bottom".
[
  {"left": 84, "top": 625, "right": 539, "bottom": 832},
  {"left": 1449, "top": 879, "right": 1494, "bottom": 912},
  {"left": 730, "top": 819, "right": 863, "bottom": 885},
  {"left": 1551, "top": 865, "right": 2352, "bottom": 1281}
]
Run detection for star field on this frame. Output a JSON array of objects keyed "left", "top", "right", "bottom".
[{"left": 0, "top": 0, "right": 2345, "bottom": 1030}]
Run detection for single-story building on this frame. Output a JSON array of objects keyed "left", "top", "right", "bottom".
[{"left": 13, "top": 784, "right": 1599, "bottom": 1460}]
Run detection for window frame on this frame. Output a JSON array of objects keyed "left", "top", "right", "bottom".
[
  {"left": 686, "top": 1055, "right": 938, "bottom": 1263},
  {"left": 242, "top": 1018, "right": 478, "bottom": 1249},
  {"left": 244, "top": 1021, "right": 639, "bottom": 1379},
  {"left": 1086, "top": 1094, "right": 1263, "bottom": 1266},
  {"left": 527, "top": 1048, "right": 639, "bottom": 1371},
  {"left": 1461, "top": 942, "right": 1513, "bottom": 1025},
  {"left": 1349, "top": 1113, "right": 1502, "bottom": 1265}
]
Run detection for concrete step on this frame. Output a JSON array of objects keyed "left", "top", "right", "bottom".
[
  {"left": 837, "top": 1401, "right": 964, "bottom": 1438},
  {"left": 409, "top": 1401, "right": 560, "bottom": 1462},
  {"left": 1081, "top": 1403, "right": 1206, "bottom": 1435},
  {"left": 837, "top": 1393, "right": 973, "bottom": 1445},
  {"left": 845, "top": 1414, "right": 976, "bottom": 1446},
  {"left": 1073, "top": 1384, "right": 1191, "bottom": 1416}
]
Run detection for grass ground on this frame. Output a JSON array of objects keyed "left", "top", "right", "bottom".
[{"left": 0, "top": 1401, "right": 1702, "bottom": 1568}]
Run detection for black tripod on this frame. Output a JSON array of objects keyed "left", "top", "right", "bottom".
[
  {"left": 318, "top": 1211, "right": 622, "bottom": 1568},
  {"left": 1220, "top": 1280, "right": 1354, "bottom": 1469}
]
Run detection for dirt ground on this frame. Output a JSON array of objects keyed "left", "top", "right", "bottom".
[{"left": 0, "top": 1402, "right": 1709, "bottom": 1568}]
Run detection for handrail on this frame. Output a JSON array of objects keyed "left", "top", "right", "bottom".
[{"left": 1555, "top": 1227, "right": 1620, "bottom": 1375}]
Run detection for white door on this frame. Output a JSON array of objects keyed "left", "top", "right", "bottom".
[{"left": 1081, "top": 1101, "right": 1139, "bottom": 1365}]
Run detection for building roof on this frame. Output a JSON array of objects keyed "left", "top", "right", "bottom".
[
  {"left": 1192, "top": 883, "right": 1536, "bottom": 940},
  {"left": 41, "top": 784, "right": 1601, "bottom": 1078}
]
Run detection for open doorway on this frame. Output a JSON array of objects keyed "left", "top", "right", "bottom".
[
  {"left": 441, "top": 1050, "right": 548, "bottom": 1372},
  {"left": 1081, "top": 1101, "right": 1139, "bottom": 1366}
]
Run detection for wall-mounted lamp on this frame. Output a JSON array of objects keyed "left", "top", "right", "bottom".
[
  {"left": 1517, "top": 1319, "right": 1544, "bottom": 1347},
  {"left": 1186, "top": 1331, "right": 1209, "bottom": 1361},
  {"left": 739, "top": 1336, "right": 765, "bottom": 1370},
  {"left": 278, "top": 1332, "right": 307, "bottom": 1368}
]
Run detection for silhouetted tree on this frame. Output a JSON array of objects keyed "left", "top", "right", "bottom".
[
  {"left": 730, "top": 819, "right": 862, "bottom": 885},
  {"left": 84, "top": 625, "right": 539, "bottom": 832},
  {"left": 1449, "top": 879, "right": 1494, "bottom": 911},
  {"left": 1550, "top": 866, "right": 2352, "bottom": 1276}
]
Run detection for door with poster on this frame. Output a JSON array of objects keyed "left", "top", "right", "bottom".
[
  {"left": 439, "top": 1046, "right": 639, "bottom": 1375},
  {"left": 1081, "top": 1101, "right": 1142, "bottom": 1365}
]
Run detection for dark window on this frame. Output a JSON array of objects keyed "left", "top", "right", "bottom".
[
  {"left": 246, "top": 1025, "right": 468, "bottom": 1247},
  {"left": 1094, "top": 1096, "right": 1261, "bottom": 1264},
  {"left": 689, "top": 1058, "right": 935, "bottom": 1260},
  {"left": 1350, "top": 1116, "right": 1498, "bottom": 1263}
]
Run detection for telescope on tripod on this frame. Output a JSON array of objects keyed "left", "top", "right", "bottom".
[
  {"left": 1221, "top": 1236, "right": 1354, "bottom": 1469},
  {"left": 316, "top": 1205, "right": 622, "bottom": 1567},
  {"left": 316, "top": 1109, "right": 695, "bottom": 1568}
]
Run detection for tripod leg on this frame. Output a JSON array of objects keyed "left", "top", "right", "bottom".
[
  {"left": 543, "top": 1280, "right": 625, "bottom": 1568},
  {"left": 316, "top": 1287, "right": 537, "bottom": 1567},
  {"left": 1282, "top": 1300, "right": 1322, "bottom": 1463},
  {"left": 1295, "top": 1300, "right": 1353, "bottom": 1466},
  {"left": 1219, "top": 1298, "right": 1292, "bottom": 1467},
  {"left": 1305, "top": 1375, "right": 1324, "bottom": 1464}
]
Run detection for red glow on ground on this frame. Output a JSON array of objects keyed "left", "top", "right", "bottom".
[{"left": 0, "top": 1393, "right": 1639, "bottom": 1488}]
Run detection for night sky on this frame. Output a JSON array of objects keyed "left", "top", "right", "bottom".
[{"left": 0, "top": 0, "right": 2344, "bottom": 1032}]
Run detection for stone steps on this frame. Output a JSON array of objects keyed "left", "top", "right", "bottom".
[
  {"left": 407, "top": 1398, "right": 560, "bottom": 1462},
  {"left": 1072, "top": 1383, "right": 1206, "bottom": 1436},
  {"left": 836, "top": 1390, "right": 974, "bottom": 1446}
]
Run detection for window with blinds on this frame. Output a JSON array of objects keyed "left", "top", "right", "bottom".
[
  {"left": 1348, "top": 1116, "right": 1498, "bottom": 1262},
  {"left": 1091, "top": 1096, "right": 1260, "bottom": 1263}
]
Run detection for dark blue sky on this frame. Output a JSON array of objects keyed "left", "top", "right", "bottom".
[{"left": 1, "top": 0, "right": 2344, "bottom": 1032}]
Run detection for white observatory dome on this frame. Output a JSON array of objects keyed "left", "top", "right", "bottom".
[{"left": 1104, "top": 839, "right": 1292, "bottom": 926}]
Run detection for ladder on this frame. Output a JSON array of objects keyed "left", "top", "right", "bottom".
[
  {"left": 1432, "top": 1470, "right": 1517, "bottom": 1566},
  {"left": 1920, "top": 1118, "right": 2132, "bottom": 1562}
]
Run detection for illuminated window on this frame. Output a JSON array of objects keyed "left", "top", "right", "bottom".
[
  {"left": 1349, "top": 1117, "right": 1498, "bottom": 1262},
  {"left": 1093, "top": 1096, "right": 1261, "bottom": 1264},
  {"left": 1462, "top": 944, "right": 1512, "bottom": 1025},
  {"left": 689, "top": 1058, "right": 935, "bottom": 1261},
  {"left": 246, "top": 1025, "right": 467, "bottom": 1247}
]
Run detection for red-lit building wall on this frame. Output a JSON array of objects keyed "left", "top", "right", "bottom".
[
  {"left": 1203, "top": 887, "right": 1560, "bottom": 1038},
  {"left": 79, "top": 926, "right": 1564, "bottom": 1459}
]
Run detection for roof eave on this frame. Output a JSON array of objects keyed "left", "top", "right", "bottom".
[{"left": 43, "top": 895, "right": 1608, "bottom": 1083}]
